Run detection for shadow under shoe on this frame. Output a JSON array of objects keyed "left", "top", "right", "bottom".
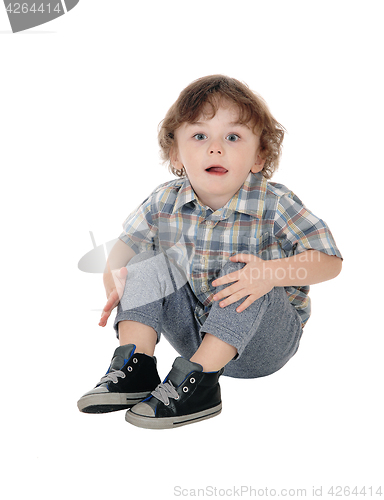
[
  {"left": 126, "top": 357, "right": 223, "bottom": 429},
  {"left": 77, "top": 344, "right": 161, "bottom": 413}
]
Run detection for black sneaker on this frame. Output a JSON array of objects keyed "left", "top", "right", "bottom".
[
  {"left": 125, "top": 357, "right": 223, "bottom": 429},
  {"left": 77, "top": 344, "right": 161, "bottom": 413}
]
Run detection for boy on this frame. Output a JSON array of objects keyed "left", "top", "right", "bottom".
[{"left": 77, "top": 75, "right": 342, "bottom": 429}]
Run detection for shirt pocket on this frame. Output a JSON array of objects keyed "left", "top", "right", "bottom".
[{"left": 220, "top": 231, "right": 272, "bottom": 261}]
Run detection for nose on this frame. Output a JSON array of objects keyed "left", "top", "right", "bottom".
[{"left": 209, "top": 138, "right": 223, "bottom": 155}]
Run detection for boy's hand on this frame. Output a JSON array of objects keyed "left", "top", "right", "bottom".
[
  {"left": 212, "top": 254, "right": 274, "bottom": 313},
  {"left": 99, "top": 267, "right": 128, "bottom": 327}
]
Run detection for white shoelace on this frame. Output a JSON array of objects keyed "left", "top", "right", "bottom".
[
  {"left": 151, "top": 381, "right": 179, "bottom": 405},
  {"left": 98, "top": 369, "right": 125, "bottom": 385}
]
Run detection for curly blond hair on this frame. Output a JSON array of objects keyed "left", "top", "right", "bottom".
[{"left": 158, "top": 75, "right": 285, "bottom": 179}]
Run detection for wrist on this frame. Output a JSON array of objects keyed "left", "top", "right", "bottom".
[
  {"left": 263, "top": 259, "right": 280, "bottom": 288},
  {"left": 263, "top": 258, "right": 300, "bottom": 288}
]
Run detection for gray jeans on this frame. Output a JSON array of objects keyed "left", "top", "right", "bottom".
[{"left": 113, "top": 250, "right": 303, "bottom": 379}]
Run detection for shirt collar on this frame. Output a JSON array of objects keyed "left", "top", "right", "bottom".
[
  {"left": 225, "top": 172, "right": 267, "bottom": 219},
  {"left": 172, "top": 177, "right": 197, "bottom": 214},
  {"left": 172, "top": 172, "right": 267, "bottom": 219}
]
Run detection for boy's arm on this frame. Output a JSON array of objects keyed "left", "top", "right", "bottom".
[
  {"left": 266, "top": 249, "right": 342, "bottom": 286},
  {"left": 212, "top": 250, "right": 342, "bottom": 313},
  {"left": 99, "top": 239, "right": 137, "bottom": 327}
]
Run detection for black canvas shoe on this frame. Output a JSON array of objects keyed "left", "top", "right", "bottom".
[
  {"left": 77, "top": 344, "right": 161, "bottom": 413},
  {"left": 125, "top": 357, "right": 223, "bottom": 429}
]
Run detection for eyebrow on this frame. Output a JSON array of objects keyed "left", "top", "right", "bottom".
[{"left": 186, "top": 121, "right": 248, "bottom": 128}]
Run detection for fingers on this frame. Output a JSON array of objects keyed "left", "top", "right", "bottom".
[
  {"left": 235, "top": 296, "right": 256, "bottom": 313},
  {"left": 212, "top": 270, "right": 240, "bottom": 287},
  {"left": 215, "top": 289, "right": 257, "bottom": 312},
  {"left": 112, "top": 267, "right": 128, "bottom": 289},
  {"left": 213, "top": 282, "right": 241, "bottom": 302},
  {"left": 119, "top": 266, "right": 128, "bottom": 278},
  {"left": 212, "top": 254, "right": 258, "bottom": 287},
  {"left": 103, "top": 291, "right": 118, "bottom": 313},
  {"left": 98, "top": 291, "right": 119, "bottom": 327},
  {"left": 229, "top": 253, "right": 253, "bottom": 263},
  {"left": 99, "top": 309, "right": 110, "bottom": 327},
  {"left": 215, "top": 289, "right": 249, "bottom": 309},
  {"left": 99, "top": 268, "right": 128, "bottom": 327}
]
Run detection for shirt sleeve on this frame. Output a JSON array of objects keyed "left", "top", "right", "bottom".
[
  {"left": 274, "top": 191, "right": 343, "bottom": 260},
  {"left": 118, "top": 195, "right": 158, "bottom": 254}
]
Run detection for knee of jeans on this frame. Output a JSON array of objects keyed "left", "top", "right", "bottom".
[{"left": 126, "top": 249, "right": 157, "bottom": 267}]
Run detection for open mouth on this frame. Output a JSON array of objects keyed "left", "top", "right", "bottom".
[{"left": 205, "top": 166, "right": 228, "bottom": 175}]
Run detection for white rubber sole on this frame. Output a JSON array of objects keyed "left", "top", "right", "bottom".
[
  {"left": 77, "top": 391, "right": 151, "bottom": 413},
  {"left": 125, "top": 403, "right": 222, "bottom": 429}
]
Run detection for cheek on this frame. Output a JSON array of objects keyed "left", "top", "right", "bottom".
[{"left": 183, "top": 145, "right": 200, "bottom": 162}]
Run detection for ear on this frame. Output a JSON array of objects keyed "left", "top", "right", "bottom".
[
  {"left": 251, "top": 153, "right": 266, "bottom": 174},
  {"left": 170, "top": 145, "right": 183, "bottom": 171}
]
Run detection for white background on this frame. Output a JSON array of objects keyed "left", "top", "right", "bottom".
[{"left": 1, "top": 1, "right": 383, "bottom": 498}]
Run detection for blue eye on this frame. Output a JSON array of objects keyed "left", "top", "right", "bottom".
[
  {"left": 193, "top": 133, "right": 207, "bottom": 141},
  {"left": 226, "top": 134, "right": 240, "bottom": 142}
]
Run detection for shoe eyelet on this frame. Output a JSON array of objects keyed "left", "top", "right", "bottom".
[
  {"left": 183, "top": 387, "right": 189, "bottom": 393},
  {"left": 175, "top": 395, "right": 180, "bottom": 400},
  {"left": 133, "top": 358, "right": 138, "bottom": 363},
  {"left": 127, "top": 366, "right": 133, "bottom": 372},
  {"left": 164, "top": 402, "right": 170, "bottom": 406},
  {"left": 190, "top": 377, "right": 195, "bottom": 384}
]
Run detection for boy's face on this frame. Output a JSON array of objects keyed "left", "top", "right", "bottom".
[{"left": 171, "top": 103, "right": 265, "bottom": 211}]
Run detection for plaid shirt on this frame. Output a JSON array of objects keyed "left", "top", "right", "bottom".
[{"left": 119, "top": 172, "right": 342, "bottom": 327}]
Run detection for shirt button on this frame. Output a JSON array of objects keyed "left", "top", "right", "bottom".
[
  {"left": 201, "top": 284, "right": 209, "bottom": 293},
  {"left": 200, "top": 256, "right": 207, "bottom": 264}
]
